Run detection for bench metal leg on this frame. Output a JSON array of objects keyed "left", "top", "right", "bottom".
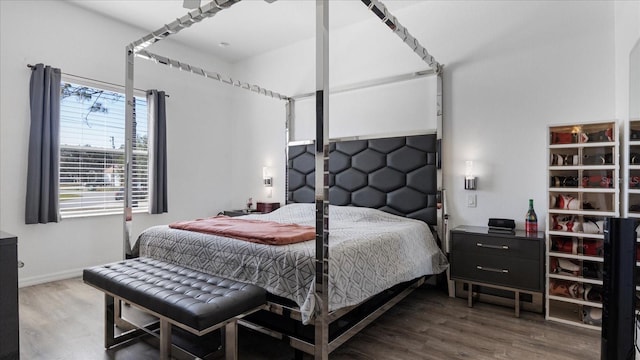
[
  {"left": 101, "top": 292, "right": 249, "bottom": 359},
  {"left": 104, "top": 294, "right": 159, "bottom": 350},
  {"left": 159, "top": 319, "right": 172, "bottom": 360},
  {"left": 105, "top": 294, "right": 116, "bottom": 348},
  {"left": 225, "top": 320, "right": 238, "bottom": 360}
]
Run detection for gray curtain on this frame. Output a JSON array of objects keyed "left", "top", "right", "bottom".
[
  {"left": 147, "top": 90, "right": 168, "bottom": 214},
  {"left": 25, "top": 64, "right": 61, "bottom": 224}
]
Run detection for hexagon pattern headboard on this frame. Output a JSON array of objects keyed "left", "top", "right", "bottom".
[{"left": 287, "top": 134, "right": 437, "bottom": 225}]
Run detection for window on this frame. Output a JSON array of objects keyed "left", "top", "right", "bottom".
[{"left": 59, "top": 80, "right": 148, "bottom": 217}]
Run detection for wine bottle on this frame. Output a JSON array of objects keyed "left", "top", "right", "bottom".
[{"left": 525, "top": 199, "right": 538, "bottom": 234}]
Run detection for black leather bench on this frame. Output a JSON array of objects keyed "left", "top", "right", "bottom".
[{"left": 83, "top": 257, "right": 266, "bottom": 360}]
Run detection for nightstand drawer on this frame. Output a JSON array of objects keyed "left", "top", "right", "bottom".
[
  {"left": 450, "top": 253, "right": 541, "bottom": 291},
  {"left": 451, "top": 232, "right": 540, "bottom": 260}
]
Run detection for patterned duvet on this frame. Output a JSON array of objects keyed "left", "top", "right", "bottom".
[{"left": 134, "top": 203, "right": 449, "bottom": 324}]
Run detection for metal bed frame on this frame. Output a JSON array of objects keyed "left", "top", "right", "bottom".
[{"left": 122, "top": 1, "right": 445, "bottom": 359}]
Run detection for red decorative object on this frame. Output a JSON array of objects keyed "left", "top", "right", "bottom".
[{"left": 582, "top": 240, "right": 603, "bottom": 256}]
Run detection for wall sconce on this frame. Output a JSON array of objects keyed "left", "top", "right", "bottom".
[
  {"left": 464, "top": 160, "right": 477, "bottom": 190},
  {"left": 263, "top": 166, "right": 273, "bottom": 187}
]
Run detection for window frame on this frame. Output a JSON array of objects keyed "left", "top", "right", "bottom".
[{"left": 58, "top": 75, "right": 149, "bottom": 219}]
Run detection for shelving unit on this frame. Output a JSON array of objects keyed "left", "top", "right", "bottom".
[
  {"left": 627, "top": 119, "right": 640, "bottom": 218},
  {"left": 625, "top": 119, "right": 640, "bottom": 322},
  {"left": 546, "top": 120, "right": 619, "bottom": 330}
]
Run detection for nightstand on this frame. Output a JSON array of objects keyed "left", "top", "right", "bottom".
[
  {"left": 0, "top": 231, "right": 19, "bottom": 359},
  {"left": 450, "top": 225, "right": 544, "bottom": 317},
  {"left": 257, "top": 202, "right": 280, "bottom": 213},
  {"left": 222, "top": 203, "right": 281, "bottom": 217},
  {"left": 222, "top": 210, "right": 259, "bottom": 217}
]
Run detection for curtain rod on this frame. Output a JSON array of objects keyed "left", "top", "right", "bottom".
[{"left": 26, "top": 64, "right": 169, "bottom": 97}]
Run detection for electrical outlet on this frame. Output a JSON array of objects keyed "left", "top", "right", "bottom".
[{"left": 467, "top": 194, "right": 477, "bottom": 208}]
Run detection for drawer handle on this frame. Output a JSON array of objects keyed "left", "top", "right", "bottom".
[
  {"left": 476, "top": 243, "right": 509, "bottom": 250},
  {"left": 476, "top": 265, "right": 509, "bottom": 274}
]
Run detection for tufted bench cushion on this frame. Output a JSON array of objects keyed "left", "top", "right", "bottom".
[
  {"left": 83, "top": 257, "right": 266, "bottom": 359},
  {"left": 83, "top": 257, "right": 266, "bottom": 331}
]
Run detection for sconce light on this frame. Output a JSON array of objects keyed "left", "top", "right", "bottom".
[
  {"left": 464, "top": 160, "right": 477, "bottom": 190},
  {"left": 263, "top": 166, "right": 273, "bottom": 187}
]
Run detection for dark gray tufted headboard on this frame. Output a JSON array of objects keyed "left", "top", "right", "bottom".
[{"left": 287, "top": 134, "right": 438, "bottom": 225}]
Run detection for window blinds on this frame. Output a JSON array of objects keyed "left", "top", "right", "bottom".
[{"left": 59, "top": 82, "right": 148, "bottom": 217}]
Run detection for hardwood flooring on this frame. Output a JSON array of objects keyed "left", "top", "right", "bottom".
[{"left": 19, "top": 278, "right": 600, "bottom": 359}]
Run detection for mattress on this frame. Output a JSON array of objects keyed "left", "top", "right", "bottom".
[{"left": 134, "top": 203, "right": 449, "bottom": 324}]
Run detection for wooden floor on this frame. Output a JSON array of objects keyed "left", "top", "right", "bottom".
[{"left": 19, "top": 278, "right": 601, "bottom": 359}]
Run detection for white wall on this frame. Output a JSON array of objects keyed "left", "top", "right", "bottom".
[
  {"left": 232, "top": 1, "right": 618, "bottom": 231},
  {"left": 0, "top": 0, "right": 236, "bottom": 286},
  {"left": 615, "top": 1, "right": 640, "bottom": 122},
  {"left": 615, "top": 1, "right": 640, "bottom": 214}
]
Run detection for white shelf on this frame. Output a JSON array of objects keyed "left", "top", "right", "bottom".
[
  {"left": 628, "top": 165, "right": 640, "bottom": 170},
  {"left": 547, "top": 295, "right": 602, "bottom": 308},
  {"left": 549, "top": 142, "right": 615, "bottom": 149},
  {"left": 548, "top": 187, "right": 616, "bottom": 193},
  {"left": 546, "top": 316, "right": 601, "bottom": 331},
  {"left": 629, "top": 140, "right": 640, "bottom": 146},
  {"left": 547, "top": 231, "right": 604, "bottom": 240},
  {"left": 548, "top": 209, "right": 616, "bottom": 217},
  {"left": 549, "top": 165, "right": 616, "bottom": 171},
  {"left": 548, "top": 273, "right": 603, "bottom": 285},
  {"left": 548, "top": 252, "right": 604, "bottom": 262}
]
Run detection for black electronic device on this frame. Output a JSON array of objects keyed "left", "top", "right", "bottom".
[
  {"left": 601, "top": 218, "right": 636, "bottom": 360},
  {"left": 488, "top": 218, "right": 516, "bottom": 230}
]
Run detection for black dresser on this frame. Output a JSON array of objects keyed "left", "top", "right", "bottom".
[
  {"left": 450, "top": 226, "right": 544, "bottom": 317},
  {"left": 0, "top": 231, "right": 19, "bottom": 360}
]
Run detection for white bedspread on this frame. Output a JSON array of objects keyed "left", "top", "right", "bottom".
[{"left": 134, "top": 203, "right": 448, "bottom": 324}]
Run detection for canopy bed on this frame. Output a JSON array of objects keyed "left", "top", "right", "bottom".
[{"left": 121, "top": 1, "right": 446, "bottom": 358}]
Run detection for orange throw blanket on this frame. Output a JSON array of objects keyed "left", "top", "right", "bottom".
[{"left": 169, "top": 216, "right": 315, "bottom": 245}]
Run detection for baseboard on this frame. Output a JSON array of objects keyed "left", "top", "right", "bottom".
[{"left": 19, "top": 268, "right": 82, "bottom": 288}]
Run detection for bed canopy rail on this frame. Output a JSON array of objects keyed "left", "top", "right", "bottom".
[
  {"left": 291, "top": 68, "right": 437, "bottom": 101},
  {"left": 123, "top": 1, "right": 443, "bottom": 359},
  {"left": 361, "top": 0, "right": 442, "bottom": 73},
  {"left": 136, "top": 50, "right": 290, "bottom": 100},
  {"left": 128, "top": 0, "right": 241, "bottom": 54}
]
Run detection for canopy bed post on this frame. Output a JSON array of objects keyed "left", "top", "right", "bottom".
[
  {"left": 436, "top": 71, "right": 443, "bottom": 196},
  {"left": 435, "top": 71, "right": 453, "bottom": 296},
  {"left": 123, "top": 45, "right": 135, "bottom": 259},
  {"left": 435, "top": 70, "right": 444, "bottom": 248},
  {"left": 285, "top": 99, "right": 295, "bottom": 202},
  {"left": 314, "top": 1, "right": 330, "bottom": 359}
]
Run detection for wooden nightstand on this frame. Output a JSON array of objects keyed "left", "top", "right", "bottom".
[
  {"left": 257, "top": 202, "right": 280, "bottom": 213},
  {"left": 222, "top": 210, "right": 259, "bottom": 217},
  {"left": 222, "top": 203, "right": 280, "bottom": 217},
  {"left": 450, "top": 225, "right": 544, "bottom": 317}
]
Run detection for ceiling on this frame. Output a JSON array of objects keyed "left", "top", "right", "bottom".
[{"left": 66, "top": 0, "right": 421, "bottom": 63}]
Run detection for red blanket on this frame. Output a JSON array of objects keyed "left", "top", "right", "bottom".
[{"left": 169, "top": 216, "right": 315, "bottom": 245}]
